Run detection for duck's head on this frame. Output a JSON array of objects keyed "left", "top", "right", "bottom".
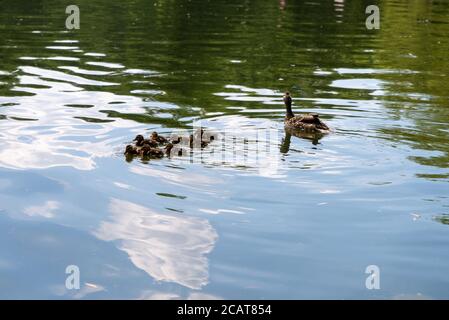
[
  {"left": 283, "top": 91, "right": 292, "bottom": 106},
  {"left": 283, "top": 91, "right": 294, "bottom": 119},
  {"left": 151, "top": 131, "right": 158, "bottom": 139},
  {"left": 133, "top": 134, "right": 144, "bottom": 143}
]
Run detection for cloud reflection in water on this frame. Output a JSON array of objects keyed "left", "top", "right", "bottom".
[{"left": 94, "top": 198, "right": 217, "bottom": 290}]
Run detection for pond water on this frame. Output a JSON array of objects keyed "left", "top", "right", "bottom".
[{"left": 0, "top": 0, "right": 449, "bottom": 299}]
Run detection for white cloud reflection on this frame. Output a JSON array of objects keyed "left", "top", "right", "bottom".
[
  {"left": 23, "top": 200, "right": 60, "bottom": 218},
  {"left": 94, "top": 198, "right": 217, "bottom": 290}
]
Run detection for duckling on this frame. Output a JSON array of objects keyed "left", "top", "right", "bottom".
[
  {"left": 151, "top": 131, "right": 168, "bottom": 144},
  {"left": 189, "top": 134, "right": 209, "bottom": 148},
  {"left": 170, "top": 136, "right": 182, "bottom": 144},
  {"left": 139, "top": 145, "right": 164, "bottom": 158},
  {"left": 165, "top": 143, "right": 174, "bottom": 155},
  {"left": 168, "top": 129, "right": 213, "bottom": 148},
  {"left": 168, "top": 132, "right": 201, "bottom": 147},
  {"left": 134, "top": 134, "right": 158, "bottom": 147},
  {"left": 165, "top": 143, "right": 184, "bottom": 157},
  {"left": 124, "top": 144, "right": 139, "bottom": 155},
  {"left": 283, "top": 92, "right": 329, "bottom": 133}
]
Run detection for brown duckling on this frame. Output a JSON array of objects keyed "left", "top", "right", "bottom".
[
  {"left": 170, "top": 135, "right": 182, "bottom": 144},
  {"left": 164, "top": 143, "right": 174, "bottom": 156},
  {"left": 124, "top": 144, "right": 139, "bottom": 155},
  {"left": 134, "top": 134, "right": 158, "bottom": 147},
  {"left": 168, "top": 128, "right": 213, "bottom": 148},
  {"left": 151, "top": 131, "right": 168, "bottom": 144},
  {"left": 283, "top": 92, "right": 329, "bottom": 133},
  {"left": 165, "top": 143, "right": 184, "bottom": 157},
  {"left": 139, "top": 145, "right": 164, "bottom": 158},
  {"left": 168, "top": 133, "right": 202, "bottom": 147},
  {"left": 165, "top": 143, "right": 174, "bottom": 155}
]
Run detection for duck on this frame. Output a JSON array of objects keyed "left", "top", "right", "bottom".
[
  {"left": 169, "top": 128, "right": 211, "bottom": 148},
  {"left": 151, "top": 131, "right": 168, "bottom": 144},
  {"left": 124, "top": 144, "right": 140, "bottom": 155},
  {"left": 283, "top": 92, "right": 329, "bottom": 133},
  {"left": 133, "top": 134, "right": 158, "bottom": 147},
  {"left": 164, "top": 143, "right": 184, "bottom": 156},
  {"left": 139, "top": 145, "right": 164, "bottom": 158},
  {"left": 165, "top": 143, "right": 174, "bottom": 155},
  {"left": 170, "top": 135, "right": 182, "bottom": 144}
]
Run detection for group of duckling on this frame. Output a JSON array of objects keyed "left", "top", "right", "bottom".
[
  {"left": 124, "top": 130, "right": 215, "bottom": 160},
  {"left": 125, "top": 92, "right": 330, "bottom": 160}
]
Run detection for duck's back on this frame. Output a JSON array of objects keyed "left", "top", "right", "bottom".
[{"left": 285, "top": 114, "right": 329, "bottom": 132}]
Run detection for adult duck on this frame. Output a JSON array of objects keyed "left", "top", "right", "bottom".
[{"left": 283, "top": 92, "right": 329, "bottom": 133}]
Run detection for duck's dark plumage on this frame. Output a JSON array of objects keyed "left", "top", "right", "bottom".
[
  {"left": 124, "top": 144, "right": 139, "bottom": 155},
  {"left": 165, "top": 143, "right": 186, "bottom": 157},
  {"left": 283, "top": 92, "right": 329, "bottom": 133},
  {"left": 139, "top": 145, "right": 164, "bottom": 158}
]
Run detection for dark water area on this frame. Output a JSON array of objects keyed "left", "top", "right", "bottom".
[{"left": 0, "top": 0, "right": 449, "bottom": 299}]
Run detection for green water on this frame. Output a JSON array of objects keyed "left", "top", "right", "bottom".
[{"left": 0, "top": 0, "right": 449, "bottom": 299}]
